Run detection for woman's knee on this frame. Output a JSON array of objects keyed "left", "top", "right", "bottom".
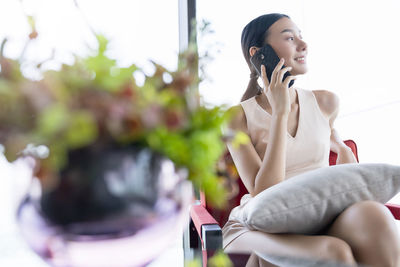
[
  {"left": 345, "top": 201, "right": 394, "bottom": 222},
  {"left": 328, "top": 201, "right": 400, "bottom": 266},
  {"left": 333, "top": 201, "right": 397, "bottom": 235},
  {"left": 320, "top": 237, "right": 356, "bottom": 265},
  {"left": 329, "top": 201, "right": 399, "bottom": 248}
]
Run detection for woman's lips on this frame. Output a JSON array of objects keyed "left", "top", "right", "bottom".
[{"left": 295, "top": 57, "right": 306, "bottom": 64}]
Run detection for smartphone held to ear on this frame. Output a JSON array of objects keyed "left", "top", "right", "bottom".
[{"left": 250, "top": 44, "right": 295, "bottom": 88}]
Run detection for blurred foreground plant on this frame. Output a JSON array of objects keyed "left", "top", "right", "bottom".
[
  {"left": 184, "top": 250, "right": 233, "bottom": 267},
  {"left": 0, "top": 17, "right": 245, "bottom": 208}
]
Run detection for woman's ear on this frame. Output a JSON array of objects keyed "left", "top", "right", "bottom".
[{"left": 249, "top": 46, "right": 259, "bottom": 57}]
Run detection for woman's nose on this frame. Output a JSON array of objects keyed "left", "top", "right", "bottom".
[{"left": 297, "top": 40, "right": 307, "bottom": 52}]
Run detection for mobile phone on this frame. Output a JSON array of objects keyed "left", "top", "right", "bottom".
[{"left": 250, "top": 44, "right": 295, "bottom": 88}]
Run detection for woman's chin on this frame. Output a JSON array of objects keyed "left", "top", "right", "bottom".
[{"left": 292, "top": 67, "right": 307, "bottom": 76}]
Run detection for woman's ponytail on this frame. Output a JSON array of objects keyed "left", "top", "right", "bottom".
[{"left": 241, "top": 72, "right": 262, "bottom": 101}]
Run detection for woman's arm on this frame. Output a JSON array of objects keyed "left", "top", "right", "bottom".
[
  {"left": 330, "top": 128, "right": 358, "bottom": 164},
  {"left": 253, "top": 112, "right": 289, "bottom": 195},
  {"left": 314, "top": 90, "right": 357, "bottom": 164},
  {"left": 226, "top": 106, "right": 289, "bottom": 196},
  {"left": 227, "top": 60, "right": 296, "bottom": 196}
]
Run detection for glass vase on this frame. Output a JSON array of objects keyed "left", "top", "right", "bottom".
[{"left": 16, "top": 144, "right": 191, "bottom": 267}]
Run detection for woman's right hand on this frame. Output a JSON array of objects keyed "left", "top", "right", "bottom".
[{"left": 260, "top": 58, "right": 296, "bottom": 116}]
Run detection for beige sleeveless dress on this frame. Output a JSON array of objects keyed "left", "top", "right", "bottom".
[{"left": 222, "top": 88, "right": 332, "bottom": 249}]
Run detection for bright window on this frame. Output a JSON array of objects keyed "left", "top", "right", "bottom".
[{"left": 197, "top": 0, "right": 400, "bottom": 165}]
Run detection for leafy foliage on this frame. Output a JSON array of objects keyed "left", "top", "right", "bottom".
[
  {"left": 0, "top": 19, "right": 242, "bottom": 207},
  {"left": 208, "top": 250, "right": 233, "bottom": 267}
]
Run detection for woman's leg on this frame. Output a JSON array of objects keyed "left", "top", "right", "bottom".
[
  {"left": 224, "top": 231, "right": 356, "bottom": 265},
  {"left": 326, "top": 200, "right": 400, "bottom": 267},
  {"left": 245, "top": 253, "right": 277, "bottom": 267}
]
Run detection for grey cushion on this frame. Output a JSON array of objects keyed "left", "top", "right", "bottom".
[{"left": 232, "top": 163, "right": 400, "bottom": 234}]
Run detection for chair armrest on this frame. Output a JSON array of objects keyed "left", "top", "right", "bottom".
[
  {"left": 385, "top": 203, "right": 400, "bottom": 220},
  {"left": 190, "top": 204, "right": 222, "bottom": 250},
  {"left": 329, "top": 139, "right": 359, "bottom": 166}
]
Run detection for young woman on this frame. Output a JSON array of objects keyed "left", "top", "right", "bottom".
[{"left": 223, "top": 13, "right": 400, "bottom": 267}]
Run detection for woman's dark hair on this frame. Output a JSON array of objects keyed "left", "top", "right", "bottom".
[{"left": 241, "top": 13, "right": 290, "bottom": 101}]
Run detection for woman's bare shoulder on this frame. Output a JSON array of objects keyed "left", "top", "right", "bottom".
[
  {"left": 227, "top": 105, "right": 248, "bottom": 132},
  {"left": 312, "top": 89, "right": 339, "bottom": 118}
]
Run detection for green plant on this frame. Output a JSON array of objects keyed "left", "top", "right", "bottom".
[
  {"left": 0, "top": 16, "right": 248, "bottom": 208},
  {"left": 208, "top": 250, "right": 233, "bottom": 267}
]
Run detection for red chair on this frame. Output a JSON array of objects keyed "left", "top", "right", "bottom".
[{"left": 187, "top": 140, "right": 400, "bottom": 266}]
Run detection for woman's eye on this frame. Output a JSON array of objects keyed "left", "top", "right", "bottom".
[{"left": 287, "top": 36, "right": 303, "bottom": 41}]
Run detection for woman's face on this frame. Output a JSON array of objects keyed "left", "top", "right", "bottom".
[{"left": 264, "top": 17, "right": 308, "bottom": 75}]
